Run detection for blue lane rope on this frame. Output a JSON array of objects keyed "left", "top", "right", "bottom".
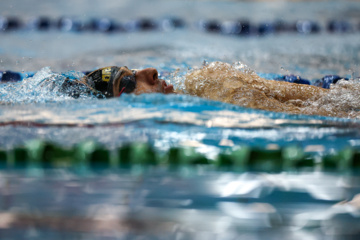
[
  {"left": 0, "top": 70, "right": 351, "bottom": 89},
  {"left": 0, "top": 15, "right": 359, "bottom": 35}
]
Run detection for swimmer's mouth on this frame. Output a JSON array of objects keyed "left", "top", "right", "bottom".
[{"left": 161, "top": 80, "right": 174, "bottom": 93}]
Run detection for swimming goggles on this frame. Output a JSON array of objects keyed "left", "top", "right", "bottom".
[{"left": 116, "top": 69, "right": 137, "bottom": 97}]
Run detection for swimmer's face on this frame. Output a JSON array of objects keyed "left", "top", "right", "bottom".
[
  {"left": 113, "top": 67, "right": 174, "bottom": 96},
  {"left": 133, "top": 68, "right": 174, "bottom": 95}
]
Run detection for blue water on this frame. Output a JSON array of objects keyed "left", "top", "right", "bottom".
[
  {"left": 1, "top": 1, "right": 360, "bottom": 239},
  {"left": 1, "top": 66, "right": 360, "bottom": 158}
]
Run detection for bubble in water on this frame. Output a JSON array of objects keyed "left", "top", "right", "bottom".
[{"left": 233, "top": 61, "right": 255, "bottom": 74}]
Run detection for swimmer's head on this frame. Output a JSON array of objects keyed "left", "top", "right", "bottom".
[
  {"left": 85, "top": 66, "right": 174, "bottom": 97},
  {"left": 132, "top": 67, "right": 174, "bottom": 95}
]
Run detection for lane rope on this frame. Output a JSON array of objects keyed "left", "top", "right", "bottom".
[
  {"left": 0, "top": 140, "right": 359, "bottom": 173},
  {"left": 0, "top": 16, "right": 359, "bottom": 35}
]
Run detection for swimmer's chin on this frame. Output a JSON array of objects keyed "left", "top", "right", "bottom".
[
  {"left": 133, "top": 85, "right": 176, "bottom": 95},
  {"left": 164, "top": 84, "right": 175, "bottom": 94}
]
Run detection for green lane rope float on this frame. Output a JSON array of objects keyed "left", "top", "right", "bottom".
[{"left": 1, "top": 140, "right": 360, "bottom": 174}]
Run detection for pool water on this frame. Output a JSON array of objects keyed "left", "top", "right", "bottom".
[
  {"left": 1, "top": 0, "right": 360, "bottom": 239},
  {"left": 1, "top": 65, "right": 360, "bottom": 158}
]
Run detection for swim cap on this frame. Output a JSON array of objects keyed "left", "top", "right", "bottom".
[{"left": 85, "top": 66, "right": 136, "bottom": 97}]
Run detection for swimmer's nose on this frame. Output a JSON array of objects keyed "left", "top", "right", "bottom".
[{"left": 136, "top": 68, "right": 159, "bottom": 85}]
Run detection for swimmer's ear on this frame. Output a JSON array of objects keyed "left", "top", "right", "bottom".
[{"left": 112, "top": 71, "right": 123, "bottom": 96}]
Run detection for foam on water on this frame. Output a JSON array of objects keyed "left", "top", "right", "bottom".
[
  {"left": 184, "top": 61, "right": 360, "bottom": 119},
  {"left": 0, "top": 67, "right": 93, "bottom": 104},
  {"left": 310, "top": 79, "right": 360, "bottom": 118}
]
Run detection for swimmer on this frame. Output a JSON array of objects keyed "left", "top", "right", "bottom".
[
  {"left": 61, "top": 62, "right": 358, "bottom": 118},
  {"left": 60, "top": 66, "right": 175, "bottom": 98},
  {"left": 67, "top": 63, "right": 323, "bottom": 101}
]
